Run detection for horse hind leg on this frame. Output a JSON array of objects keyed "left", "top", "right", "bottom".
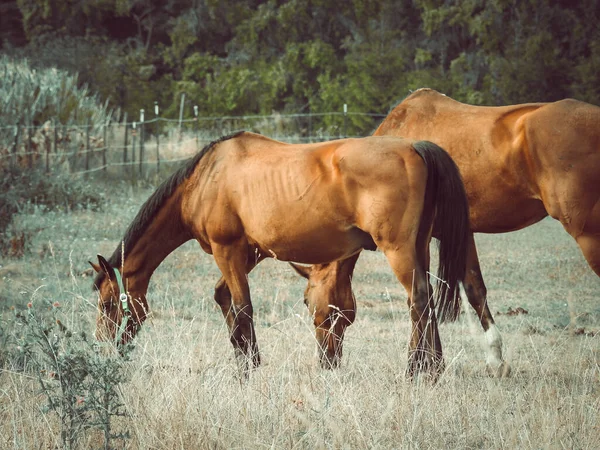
[
  {"left": 462, "top": 233, "right": 509, "bottom": 377},
  {"left": 384, "top": 248, "right": 444, "bottom": 381}
]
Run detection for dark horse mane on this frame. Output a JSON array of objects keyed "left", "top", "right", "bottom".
[{"left": 93, "top": 131, "right": 245, "bottom": 289}]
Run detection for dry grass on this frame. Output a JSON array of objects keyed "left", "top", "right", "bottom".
[{"left": 1, "top": 186, "right": 599, "bottom": 449}]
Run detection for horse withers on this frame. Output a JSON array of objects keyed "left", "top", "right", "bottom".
[{"left": 90, "top": 131, "right": 469, "bottom": 380}]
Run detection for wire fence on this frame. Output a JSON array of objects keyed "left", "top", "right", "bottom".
[{"left": 0, "top": 110, "right": 386, "bottom": 178}]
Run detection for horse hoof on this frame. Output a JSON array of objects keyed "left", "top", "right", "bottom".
[
  {"left": 234, "top": 350, "right": 261, "bottom": 378},
  {"left": 319, "top": 354, "right": 341, "bottom": 369},
  {"left": 487, "top": 360, "right": 511, "bottom": 378},
  {"left": 405, "top": 357, "right": 445, "bottom": 383},
  {"left": 405, "top": 369, "right": 442, "bottom": 384}
]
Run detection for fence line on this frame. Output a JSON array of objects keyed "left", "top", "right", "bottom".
[
  {"left": 1, "top": 110, "right": 387, "bottom": 177},
  {"left": 0, "top": 111, "right": 385, "bottom": 131}
]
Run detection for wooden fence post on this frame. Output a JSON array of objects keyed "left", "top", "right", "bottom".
[
  {"left": 178, "top": 92, "right": 185, "bottom": 142},
  {"left": 154, "top": 102, "right": 160, "bottom": 174},
  {"left": 45, "top": 126, "right": 51, "bottom": 173},
  {"left": 131, "top": 121, "right": 137, "bottom": 176},
  {"left": 11, "top": 122, "right": 20, "bottom": 169},
  {"left": 53, "top": 119, "right": 58, "bottom": 153},
  {"left": 139, "top": 109, "right": 144, "bottom": 176},
  {"left": 343, "top": 103, "right": 348, "bottom": 138},
  {"left": 123, "top": 112, "right": 128, "bottom": 167},
  {"left": 194, "top": 105, "right": 199, "bottom": 152},
  {"left": 27, "top": 121, "right": 33, "bottom": 168},
  {"left": 63, "top": 123, "right": 68, "bottom": 165},
  {"left": 103, "top": 119, "right": 108, "bottom": 172},
  {"left": 85, "top": 117, "right": 90, "bottom": 172}
]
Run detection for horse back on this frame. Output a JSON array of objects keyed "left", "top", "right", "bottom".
[
  {"left": 374, "top": 89, "right": 599, "bottom": 232},
  {"left": 376, "top": 91, "right": 546, "bottom": 229}
]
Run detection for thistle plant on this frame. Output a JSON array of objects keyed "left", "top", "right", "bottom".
[{"left": 14, "top": 299, "right": 131, "bottom": 450}]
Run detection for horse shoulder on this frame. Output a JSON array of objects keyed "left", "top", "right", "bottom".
[
  {"left": 521, "top": 99, "right": 600, "bottom": 166},
  {"left": 522, "top": 99, "right": 600, "bottom": 227}
]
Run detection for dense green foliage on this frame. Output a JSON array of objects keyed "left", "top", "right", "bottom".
[
  {"left": 2, "top": 0, "right": 599, "bottom": 121},
  {"left": 0, "top": 56, "right": 115, "bottom": 128}
]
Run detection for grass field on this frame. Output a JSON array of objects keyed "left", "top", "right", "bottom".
[{"left": 1, "top": 183, "right": 599, "bottom": 449}]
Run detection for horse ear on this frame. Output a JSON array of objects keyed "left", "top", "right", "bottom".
[
  {"left": 89, "top": 261, "right": 101, "bottom": 273},
  {"left": 97, "top": 255, "right": 115, "bottom": 280},
  {"left": 289, "top": 262, "right": 312, "bottom": 279}
]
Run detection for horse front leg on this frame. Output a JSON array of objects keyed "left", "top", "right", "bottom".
[
  {"left": 214, "top": 277, "right": 235, "bottom": 335},
  {"left": 213, "top": 249, "right": 265, "bottom": 353},
  {"left": 407, "top": 279, "right": 444, "bottom": 380},
  {"left": 462, "top": 232, "right": 508, "bottom": 377},
  {"left": 212, "top": 240, "right": 260, "bottom": 375},
  {"left": 571, "top": 198, "right": 600, "bottom": 277},
  {"left": 576, "top": 232, "right": 600, "bottom": 276}
]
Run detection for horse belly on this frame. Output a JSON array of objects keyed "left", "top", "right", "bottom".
[
  {"left": 467, "top": 194, "right": 548, "bottom": 233},
  {"left": 250, "top": 221, "right": 366, "bottom": 264},
  {"left": 453, "top": 146, "right": 547, "bottom": 233}
]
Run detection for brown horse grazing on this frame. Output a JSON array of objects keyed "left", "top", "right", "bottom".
[
  {"left": 312, "top": 88, "right": 599, "bottom": 375},
  {"left": 90, "top": 131, "right": 470, "bottom": 379},
  {"left": 289, "top": 254, "right": 360, "bottom": 369}
]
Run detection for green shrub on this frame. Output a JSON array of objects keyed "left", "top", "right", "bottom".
[
  {"left": 13, "top": 299, "right": 132, "bottom": 449},
  {"left": 0, "top": 55, "right": 116, "bottom": 132}
]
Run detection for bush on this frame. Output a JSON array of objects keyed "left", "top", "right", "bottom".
[
  {"left": 0, "top": 55, "right": 117, "bottom": 134},
  {"left": 0, "top": 166, "right": 105, "bottom": 257},
  {"left": 12, "top": 299, "right": 132, "bottom": 449}
]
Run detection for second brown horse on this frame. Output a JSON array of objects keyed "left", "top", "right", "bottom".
[
  {"left": 91, "top": 131, "right": 469, "bottom": 379},
  {"left": 302, "top": 89, "right": 600, "bottom": 375}
]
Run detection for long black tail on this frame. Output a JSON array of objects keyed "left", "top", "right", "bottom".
[{"left": 412, "top": 140, "right": 470, "bottom": 322}]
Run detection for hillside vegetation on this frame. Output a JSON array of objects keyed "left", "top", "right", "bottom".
[{"left": 2, "top": 0, "right": 599, "bottom": 128}]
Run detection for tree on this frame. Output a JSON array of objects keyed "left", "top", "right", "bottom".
[{"left": 0, "top": 1, "right": 27, "bottom": 49}]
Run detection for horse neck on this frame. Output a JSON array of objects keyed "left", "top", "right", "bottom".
[
  {"left": 122, "top": 186, "right": 191, "bottom": 294},
  {"left": 326, "top": 253, "right": 360, "bottom": 288}
]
